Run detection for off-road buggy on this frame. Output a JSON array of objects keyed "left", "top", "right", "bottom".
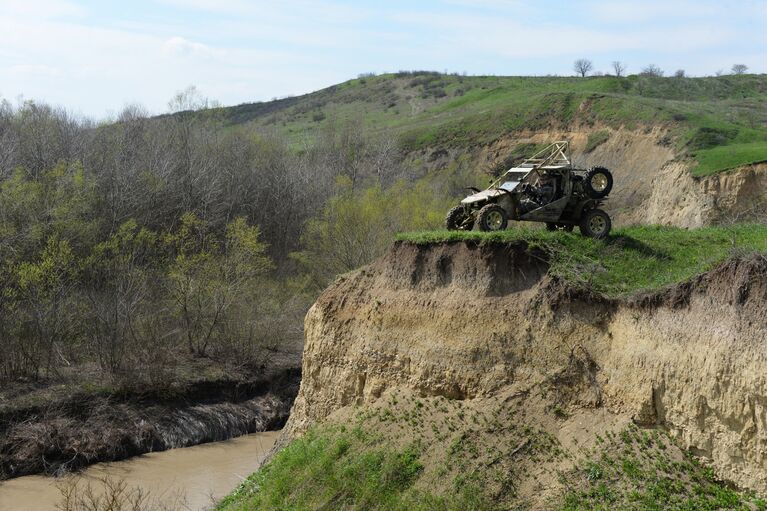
[{"left": 445, "top": 141, "right": 613, "bottom": 238}]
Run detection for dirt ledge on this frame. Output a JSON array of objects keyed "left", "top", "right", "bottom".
[{"left": 284, "top": 240, "right": 767, "bottom": 493}]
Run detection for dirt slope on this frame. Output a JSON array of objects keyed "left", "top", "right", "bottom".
[{"left": 284, "top": 241, "right": 767, "bottom": 499}]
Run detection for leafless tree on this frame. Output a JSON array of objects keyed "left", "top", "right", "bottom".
[
  {"left": 611, "top": 61, "right": 626, "bottom": 77},
  {"left": 732, "top": 64, "right": 749, "bottom": 75},
  {"left": 574, "top": 59, "right": 593, "bottom": 77},
  {"left": 640, "top": 64, "right": 664, "bottom": 77},
  {"left": 674, "top": 69, "right": 686, "bottom": 78},
  {"left": 167, "top": 85, "right": 220, "bottom": 113}
]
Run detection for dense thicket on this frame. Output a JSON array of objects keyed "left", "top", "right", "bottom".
[{"left": 0, "top": 99, "right": 465, "bottom": 386}]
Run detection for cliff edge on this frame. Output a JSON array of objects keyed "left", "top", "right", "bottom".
[{"left": 284, "top": 239, "right": 767, "bottom": 502}]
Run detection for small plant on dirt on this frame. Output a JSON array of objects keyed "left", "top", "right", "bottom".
[{"left": 585, "top": 130, "right": 610, "bottom": 153}]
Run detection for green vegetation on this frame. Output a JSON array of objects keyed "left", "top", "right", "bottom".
[
  {"left": 216, "top": 425, "right": 485, "bottom": 511},
  {"left": 585, "top": 130, "right": 610, "bottom": 153},
  {"left": 397, "top": 224, "right": 767, "bottom": 296},
  {"left": 210, "top": 72, "right": 767, "bottom": 175},
  {"left": 0, "top": 162, "right": 285, "bottom": 383},
  {"left": 293, "top": 176, "right": 456, "bottom": 290},
  {"left": 218, "top": 406, "right": 764, "bottom": 511},
  {"left": 561, "top": 425, "right": 766, "bottom": 510},
  {"left": 691, "top": 141, "right": 767, "bottom": 176},
  {"left": 0, "top": 99, "right": 457, "bottom": 394},
  {"left": 216, "top": 388, "right": 564, "bottom": 511}
]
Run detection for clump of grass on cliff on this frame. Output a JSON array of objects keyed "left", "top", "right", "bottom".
[
  {"left": 396, "top": 224, "right": 767, "bottom": 297},
  {"left": 561, "top": 424, "right": 767, "bottom": 511}
]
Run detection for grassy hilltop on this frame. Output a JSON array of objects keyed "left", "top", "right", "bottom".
[{"left": 206, "top": 72, "right": 767, "bottom": 176}]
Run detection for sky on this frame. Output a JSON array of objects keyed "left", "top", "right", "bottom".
[{"left": 1, "top": 0, "right": 766, "bottom": 119}]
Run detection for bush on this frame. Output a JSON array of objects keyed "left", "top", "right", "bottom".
[
  {"left": 687, "top": 126, "right": 738, "bottom": 150},
  {"left": 585, "top": 130, "right": 610, "bottom": 153}
]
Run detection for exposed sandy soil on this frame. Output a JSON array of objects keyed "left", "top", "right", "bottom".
[{"left": 283, "top": 240, "right": 767, "bottom": 501}]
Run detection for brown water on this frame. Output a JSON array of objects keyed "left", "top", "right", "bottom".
[{"left": 0, "top": 430, "right": 280, "bottom": 511}]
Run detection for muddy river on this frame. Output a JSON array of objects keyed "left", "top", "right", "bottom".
[{"left": 0, "top": 430, "right": 280, "bottom": 511}]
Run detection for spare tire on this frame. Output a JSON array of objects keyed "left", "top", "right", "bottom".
[{"left": 584, "top": 166, "right": 613, "bottom": 199}]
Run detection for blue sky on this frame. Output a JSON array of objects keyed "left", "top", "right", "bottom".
[{"left": 1, "top": 0, "right": 766, "bottom": 118}]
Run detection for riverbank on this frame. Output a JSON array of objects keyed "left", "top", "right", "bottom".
[
  {"left": 1, "top": 353, "right": 301, "bottom": 480},
  {"left": 0, "top": 430, "right": 281, "bottom": 511}
]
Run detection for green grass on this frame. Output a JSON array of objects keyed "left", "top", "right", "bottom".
[
  {"left": 691, "top": 141, "right": 767, "bottom": 176},
  {"left": 561, "top": 425, "right": 766, "bottom": 511},
  {"left": 396, "top": 224, "right": 767, "bottom": 297},
  {"left": 585, "top": 130, "right": 610, "bottom": 153},
  {"left": 216, "top": 425, "right": 489, "bottom": 511},
  {"left": 217, "top": 420, "right": 766, "bottom": 511},
  {"left": 199, "top": 73, "right": 767, "bottom": 175}
]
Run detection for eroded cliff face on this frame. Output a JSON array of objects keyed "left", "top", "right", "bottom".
[
  {"left": 644, "top": 162, "right": 767, "bottom": 227},
  {"left": 285, "top": 241, "right": 767, "bottom": 493}
]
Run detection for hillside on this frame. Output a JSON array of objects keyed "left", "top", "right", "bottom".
[
  {"left": 189, "top": 73, "right": 767, "bottom": 230},
  {"left": 219, "top": 227, "right": 767, "bottom": 510},
  {"left": 208, "top": 72, "right": 767, "bottom": 176}
]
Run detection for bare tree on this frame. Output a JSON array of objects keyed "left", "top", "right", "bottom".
[
  {"left": 715, "top": 69, "right": 724, "bottom": 77},
  {"left": 674, "top": 69, "right": 686, "bottom": 78},
  {"left": 640, "top": 64, "right": 664, "bottom": 77},
  {"left": 167, "top": 85, "right": 220, "bottom": 113},
  {"left": 611, "top": 61, "right": 626, "bottom": 77},
  {"left": 573, "top": 59, "right": 593, "bottom": 77},
  {"left": 732, "top": 64, "right": 749, "bottom": 75}
]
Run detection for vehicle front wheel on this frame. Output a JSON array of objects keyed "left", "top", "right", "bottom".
[
  {"left": 579, "top": 209, "right": 612, "bottom": 239},
  {"left": 477, "top": 204, "right": 508, "bottom": 232},
  {"left": 445, "top": 205, "right": 470, "bottom": 230}
]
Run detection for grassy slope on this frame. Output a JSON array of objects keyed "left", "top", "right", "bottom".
[
  {"left": 397, "top": 224, "right": 767, "bottom": 297},
  {"left": 209, "top": 73, "right": 767, "bottom": 175},
  {"left": 217, "top": 401, "right": 765, "bottom": 511},
  {"left": 561, "top": 425, "right": 766, "bottom": 511}
]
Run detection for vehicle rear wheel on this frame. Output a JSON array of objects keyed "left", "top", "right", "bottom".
[
  {"left": 584, "top": 166, "right": 613, "bottom": 199},
  {"left": 579, "top": 209, "right": 612, "bottom": 239},
  {"left": 445, "top": 205, "right": 470, "bottom": 230},
  {"left": 477, "top": 204, "right": 508, "bottom": 232}
]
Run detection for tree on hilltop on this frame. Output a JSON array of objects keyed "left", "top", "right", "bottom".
[
  {"left": 574, "top": 59, "right": 593, "bottom": 77},
  {"left": 732, "top": 64, "right": 748, "bottom": 75}
]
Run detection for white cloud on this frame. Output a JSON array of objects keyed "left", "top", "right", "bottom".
[{"left": 163, "top": 36, "right": 214, "bottom": 58}]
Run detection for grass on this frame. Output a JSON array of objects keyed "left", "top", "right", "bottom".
[
  {"left": 585, "top": 130, "right": 611, "bottom": 153},
  {"left": 396, "top": 224, "right": 767, "bottom": 297},
  {"left": 691, "top": 141, "right": 767, "bottom": 176},
  {"left": 561, "top": 425, "right": 767, "bottom": 511},
  {"left": 217, "top": 417, "right": 766, "bottom": 511},
  {"left": 199, "top": 72, "right": 767, "bottom": 175},
  {"left": 215, "top": 425, "right": 488, "bottom": 511}
]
